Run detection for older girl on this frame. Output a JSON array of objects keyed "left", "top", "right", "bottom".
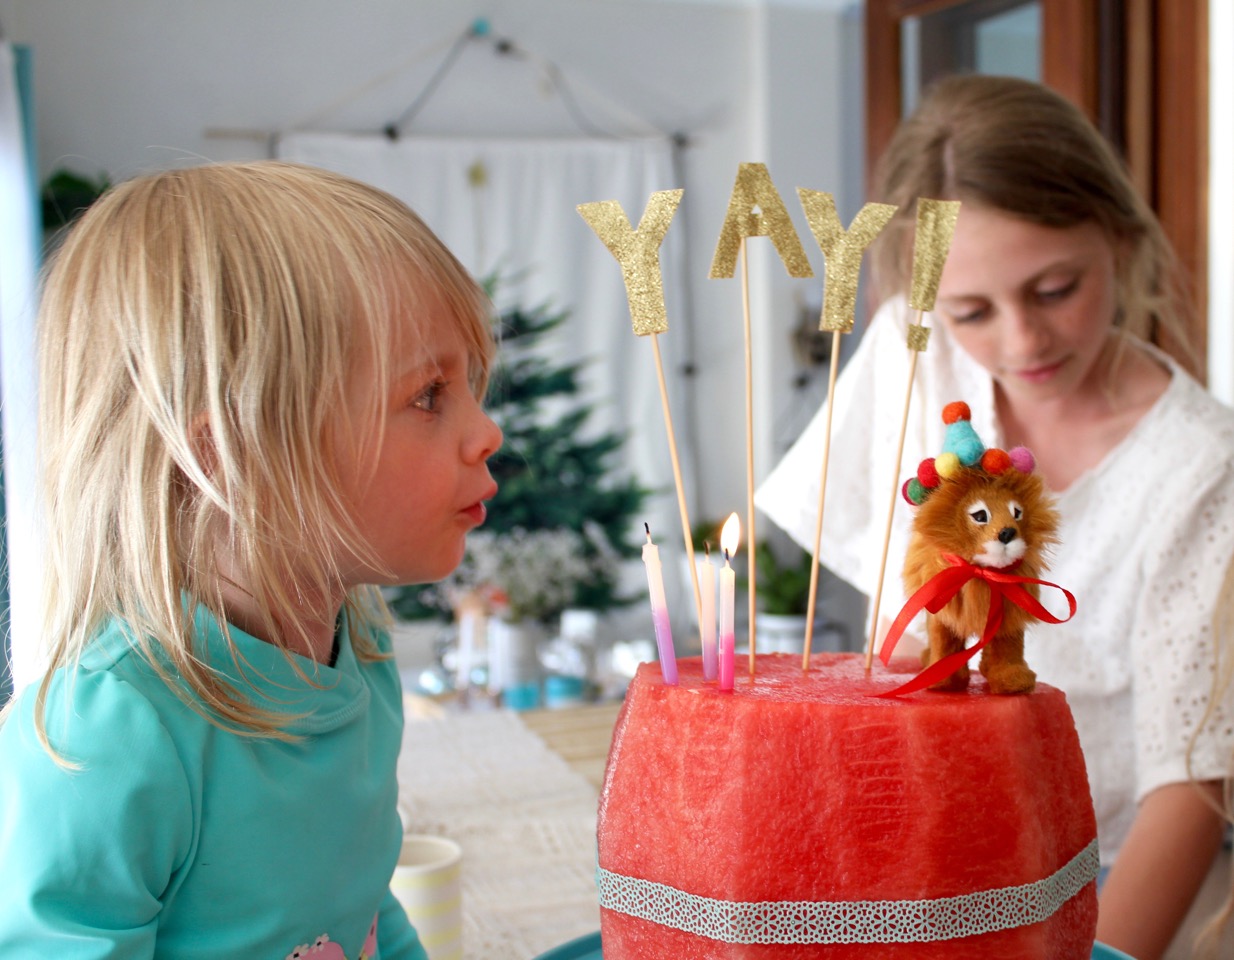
[{"left": 758, "top": 75, "right": 1234, "bottom": 959}]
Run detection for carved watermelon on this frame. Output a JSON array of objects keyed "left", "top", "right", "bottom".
[{"left": 597, "top": 652, "right": 1098, "bottom": 959}]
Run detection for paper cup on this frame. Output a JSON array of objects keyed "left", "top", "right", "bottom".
[{"left": 390, "top": 834, "right": 463, "bottom": 960}]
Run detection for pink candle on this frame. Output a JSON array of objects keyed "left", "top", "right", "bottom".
[
  {"left": 718, "top": 513, "right": 740, "bottom": 692},
  {"left": 699, "top": 545, "right": 718, "bottom": 681},
  {"left": 642, "top": 525, "right": 678, "bottom": 685}
]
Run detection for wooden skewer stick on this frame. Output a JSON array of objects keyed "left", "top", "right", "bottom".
[
  {"left": 740, "top": 239, "right": 758, "bottom": 677},
  {"left": 650, "top": 332, "right": 705, "bottom": 637},
  {"left": 864, "top": 310, "right": 926, "bottom": 671},
  {"left": 801, "top": 328, "right": 844, "bottom": 671}
]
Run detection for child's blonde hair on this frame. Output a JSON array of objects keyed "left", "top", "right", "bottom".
[{"left": 32, "top": 160, "right": 493, "bottom": 743}]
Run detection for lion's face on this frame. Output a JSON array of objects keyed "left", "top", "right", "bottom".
[{"left": 910, "top": 468, "right": 1059, "bottom": 572}]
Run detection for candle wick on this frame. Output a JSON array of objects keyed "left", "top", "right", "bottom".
[
  {"left": 705, "top": 540, "right": 711, "bottom": 560},
  {"left": 724, "top": 548, "right": 730, "bottom": 564}
]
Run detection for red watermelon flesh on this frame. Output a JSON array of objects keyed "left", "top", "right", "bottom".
[{"left": 597, "top": 652, "right": 1098, "bottom": 959}]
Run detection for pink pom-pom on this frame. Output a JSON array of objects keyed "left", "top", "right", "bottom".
[
  {"left": 982, "top": 448, "right": 1012, "bottom": 475},
  {"left": 935, "top": 451, "right": 962, "bottom": 478},
  {"left": 1008, "top": 446, "right": 1035, "bottom": 474},
  {"left": 942, "top": 401, "right": 971, "bottom": 425},
  {"left": 901, "top": 478, "right": 915, "bottom": 505},
  {"left": 917, "top": 457, "right": 940, "bottom": 488}
]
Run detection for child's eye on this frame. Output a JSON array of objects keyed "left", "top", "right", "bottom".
[
  {"left": 411, "top": 380, "right": 446, "bottom": 413},
  {"left": 968, "top": 500, "right": 989, "bottom": 524}
]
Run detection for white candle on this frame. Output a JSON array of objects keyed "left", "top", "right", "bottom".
[
  {"left": 642, "top": 524, "right": 678, "bottom": 685},
  {"left": 699, "top": 547, "right": 718, "bottom": 681},
  {"left": 719, "top": 513, "right": 740, "bottom": 692}
]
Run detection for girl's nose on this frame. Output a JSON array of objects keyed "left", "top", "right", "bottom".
[{"left": 1003, "top": 305, "right": 1052, "bottom": 360}]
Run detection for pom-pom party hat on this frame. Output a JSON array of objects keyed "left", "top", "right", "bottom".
[{"left": 902, "top": 401, "right": 1036, "bottom": 506}]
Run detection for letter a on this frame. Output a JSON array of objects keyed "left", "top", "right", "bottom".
[{"left": 709, "top": 163, "right": 812, "bottom": 279}]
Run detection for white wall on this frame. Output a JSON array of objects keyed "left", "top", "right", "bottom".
[{"left": 0, "top": 0, "right": 861, "bottom": 532}]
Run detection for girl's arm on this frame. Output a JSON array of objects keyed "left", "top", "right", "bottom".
[{"left": 1095, "top": 780, "right": 1226, "bottom": 960}]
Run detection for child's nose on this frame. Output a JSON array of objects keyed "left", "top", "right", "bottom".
[{"left": 472, "top": 408, "right": 503, "bottom": 462}]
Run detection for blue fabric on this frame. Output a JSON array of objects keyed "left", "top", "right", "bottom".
[{"left": 0, "top": 608, "right": 427, "bottom": 960}]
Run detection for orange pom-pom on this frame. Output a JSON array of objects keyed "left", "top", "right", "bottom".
[
  {"left": 942, "top": 401, "right": 971, "bottom": 425},
  {"left": 981, "top": 448, "right": 1012, "bottom": 475}
]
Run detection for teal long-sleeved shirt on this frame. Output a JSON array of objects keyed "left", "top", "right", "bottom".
[{"left": 0, "top": 606, "right": 427, "bottom": 960}]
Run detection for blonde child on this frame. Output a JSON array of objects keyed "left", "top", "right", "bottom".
[
  {"left": 0, "top": 162, "right": 502, "bottom": 958},
  {"left": 757, "top": 75, "right": 1234, "bottom": 959}
]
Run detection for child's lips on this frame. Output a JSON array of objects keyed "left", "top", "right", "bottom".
[{"left": 461, "top": 484, "right": 498, "bottom": 526}]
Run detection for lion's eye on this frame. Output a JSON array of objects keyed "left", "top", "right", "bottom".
[
  {"left": 1010, "top": 501, "right": 1023, "bottom": 521},
  {"left": 968, "top": 500, "right": 990, "bottom": 524}
]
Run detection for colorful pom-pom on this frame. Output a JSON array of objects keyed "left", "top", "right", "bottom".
[
  {"left": 935, "top": 451, "right": 962, "bottom": 478},
  {"left": 981, "top": 448, "right": 1012, "bottom": 475},
  {"left": 942, "top": 401, "right": 971, "bottom": 424},
  {"left": 905, "top": 478, "right": 929, "bottom": 505},
  {"left": 917, "top": 457, "right": 940, "bottom": 488},
  {"left": 1008, "top": 446, "right": 1035, "bottom": 474}
]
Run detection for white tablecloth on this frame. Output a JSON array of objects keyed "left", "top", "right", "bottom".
[{"left": 398, "top": 707, "right": 601, "bottom": 959}]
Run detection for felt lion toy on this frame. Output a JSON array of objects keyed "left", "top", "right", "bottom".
[{"left": 890, "top": 401, "right": 1070, "bottom": 696}]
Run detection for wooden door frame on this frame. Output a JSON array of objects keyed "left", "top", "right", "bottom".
[{"left": 865, "top": 0, "right": 1208, "bottom": 377}]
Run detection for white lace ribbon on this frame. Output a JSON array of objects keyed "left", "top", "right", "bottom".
[{"left": 597, "top": 838, "right": 1098, "bottom": 945}]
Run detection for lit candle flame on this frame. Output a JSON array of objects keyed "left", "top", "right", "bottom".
[{"left": 721, "top": 512, "right": 741, "bottom": 559}]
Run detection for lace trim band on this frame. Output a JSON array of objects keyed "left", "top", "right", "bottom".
[{"left": 597, "top": 838, "right": 1098, "bottom": 945}]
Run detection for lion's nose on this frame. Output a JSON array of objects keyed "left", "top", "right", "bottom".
[{"left": 998, "top": 527, "right": 1017, "bottom": 544}]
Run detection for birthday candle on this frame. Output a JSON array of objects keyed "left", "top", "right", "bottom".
[
  {"left": 699, "top": 544, "right": 718, "bottom": 681},
  {"left": 642, "top": 524, "right": 678, "bottom": 685},
  {"left": 718, "top": 513, "right": 740, "bottom": 692}
]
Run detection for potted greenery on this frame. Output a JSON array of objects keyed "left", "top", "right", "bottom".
[{"left": 752, "top": 540, "right": 831, "bottom": 653}]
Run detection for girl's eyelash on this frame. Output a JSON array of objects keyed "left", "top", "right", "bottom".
[
  {"left": 953, "top": 306, "right": 988, "bottom": 324},
  {"left": 411, "top": 379, "right": 446, "bottom": 412},
  {"left": 1037, "top": 278, "right": 1079, "bottom": 301}
]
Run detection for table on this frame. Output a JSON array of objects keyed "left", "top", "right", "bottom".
[{"left": 398, "top": 700, "right": 622, "bottom": 959}]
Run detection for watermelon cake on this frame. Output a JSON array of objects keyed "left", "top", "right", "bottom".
[{"left": 597, "top": 652, "right": 1099, "bottom": 959}]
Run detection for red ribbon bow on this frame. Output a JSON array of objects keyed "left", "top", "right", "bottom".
[{"left": 877, "top": 553, "right": 1076, "bottom": 697}]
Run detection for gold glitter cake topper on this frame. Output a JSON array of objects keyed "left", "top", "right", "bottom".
[
  {"left": 907, "top": 199, "right": 962, "bottom": 311},
  {"left": 576, "top": 169, "right": 964, "bottom": 678},
  {"left": 577, "top": 190, "right": 683, "bottom": 337},
  {"left": 797, "top": 190, "right": 897, "bottom": 333},
  {"left": 709, "top": 163, "right": 813, "bottom": 280}
]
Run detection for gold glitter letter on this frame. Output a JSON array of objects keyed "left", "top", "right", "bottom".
[
  {"left": 578, "top": 190, "right": 683, "bottom": 336},
  {"left": 908, "top": 199, "right": 962, "bottom": 311},
  {"left": 709, "top": 163, "right": 813, "bottom": 279},
  {"left": 797, "top": 190, "right": 897, "bottom": 333}
]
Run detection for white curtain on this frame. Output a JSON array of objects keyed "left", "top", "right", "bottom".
[
  {"left": 0, "top": 41, "right": 43, "bottom": 694},
  {"left": 277, "top": 133, "right": 701, "bottom": 625}
]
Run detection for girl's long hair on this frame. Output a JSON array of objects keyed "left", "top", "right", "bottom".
[
  {"left": 871, "top": 74, "right": 1194, "bottom": 367},
  {"left": 26, "top": 161, "right": 493, "bottom": 748}
]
